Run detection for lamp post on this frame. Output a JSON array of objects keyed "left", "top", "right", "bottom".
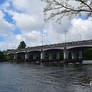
[
  {"left": 41, "top": 31, "right": 44, "bottom": 62},
  {"left": 64, "top": 30, "right": 68, "bottom": 62},
  {"left": 64, "top": 30, "right": 67, "bottom": 49},
  {"left": 41, "top": 30, "right": 44, "bottom": 51}
]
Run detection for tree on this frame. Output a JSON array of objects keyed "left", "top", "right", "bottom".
[
  {"left": 42, "top": 0, "right": 92, "bottom": 22},
  {"left": 0, "top": 51, "right": 5, "bottom": 61},
  {"left": 83, "top": 49, "right": 92, "bottom": 60},
  {"left": 18, "top": 41, "right": 26, "bottom": 49}
]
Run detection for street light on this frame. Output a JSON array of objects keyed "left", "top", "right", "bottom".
[
  {"left": 42, "top": 31, "right": 44, "bottom": 46},
  {"left": 64, "top": 30, "right": 67, "bottom": 49}
]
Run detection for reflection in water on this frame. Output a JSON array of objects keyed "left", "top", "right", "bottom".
[{"left": 0, "top": 63, "right": 92, "bottom": 92}]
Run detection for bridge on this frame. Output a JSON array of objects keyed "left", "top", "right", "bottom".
[{"left": 5, "top": 40, "right": 92, "bottom": 64}]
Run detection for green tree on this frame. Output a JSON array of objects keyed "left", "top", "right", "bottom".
[
  {"left": 0, "top": 51, "right": 5, "bottom": 61},
  {"left": 42, "top": 0, "right": 92, "bottom": 22},
  {"left": 83, "top": 49, "right": 92, "bottom": 60},
  {"left": 18, "top": 41, "right": 26, "bottom": 49}
]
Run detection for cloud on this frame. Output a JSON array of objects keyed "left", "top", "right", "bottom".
[
  {"left": 0, "top": 0, "right": 92, "bottom": 50},
  {"left": 0, "top": 11, "right": 13, "bottom": 33},
  {"left": 11, "top": 12, "right": 45, "bottom": 47},
  {"left": 12, "top": 0, "right": 44, "bottom": 15},
  {"left": 16, "top": 34, "right": 23, "bottom": 41},
  {"left": 24, "top": 31, "right": 42, "bottom": 46},
  {"left": 0, "top": 10, "right": 22, "bottom": 50},
  {"left": 64, "top": 18, "right": 92, "bottom": 42},
  {"left": 12, "top": 13, "right": 44, "bottom": 31}
]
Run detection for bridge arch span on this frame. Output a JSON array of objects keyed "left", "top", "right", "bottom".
[
  {"left": 67, "top": 45, "right": 92, "bottom": 50},
  {"left": 27, "top": 50, "right": 41, "bottom": 53},
  {"left": 43, "top": 48, "right": 63, "bottom": 52}
]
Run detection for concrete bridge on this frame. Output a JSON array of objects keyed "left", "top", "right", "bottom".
[{"left": 5, "top": 40, "right": 92, "bottom": 64}]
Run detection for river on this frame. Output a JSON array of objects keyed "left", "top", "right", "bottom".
[{"left": 0, "top": 61, "right": 92, "bottom": 92}]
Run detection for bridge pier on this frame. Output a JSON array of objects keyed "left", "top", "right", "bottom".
[
  {"left": 25, "top": 53, "right": 29, "bottom": 61},
  {"left": 8, "top": 49, "right": 83, "bottom": 64},
  {"left": 14, "top": 54, "right": 18, "bottom": 60},
  {"left": 64, "top": 49, "right": 69, "bottom": 60},
  {"left": 40, "top": 51, "right": 44, "bottom": 60}
]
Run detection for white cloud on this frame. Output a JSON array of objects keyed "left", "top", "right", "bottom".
[
  {"left": 0, "top": 11, "right": 14, "bottom": 33},
  {"left": 67, "top": 18, "right": 92, "bottom": 41},
  {"left": 11, "top": 12, "right": 45, "bottom": 47},
  {"left": 16, "top": 34, "right": 23, "bottom": 41},
  {"left": 12, "top": 0, "right": 44, "bottom": 15},
  {"left": 12, "top": 13, "right": 44, "bottom": 31},
  {"left": 24, "top": 31, "right": 42, "bottom": 46},
  {"left": 0, "top": 10, "right": 22, "bottom": 50},
  {"left": 0, "top": 0, "right": 92, "bottom": 50}
]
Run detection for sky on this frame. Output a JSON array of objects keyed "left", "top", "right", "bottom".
[{"left": 0, "top": 0, "right": 92, "bottom": 50}]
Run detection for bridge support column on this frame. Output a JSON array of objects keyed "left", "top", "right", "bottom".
[
  {"left": 72, "top": 51, "right": 76, "bottom": 60},
  {"left": 14, "top": 54, "right": 17, "bottom": 60},
  {"left": 40, "top": 51, "right": 44, "bottom": 60},
  {"left": 64, "top": 49, "right": 69, "bottom": 60},
  {"left": 25, "top": 53, "right": 29, "bottom": 61},
  {"left": 79, "top": 50, "right": 82, "bottom": 59}
]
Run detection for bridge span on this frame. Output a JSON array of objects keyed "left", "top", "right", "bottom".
[{"left": 5, "top": 40, "right": 92, "bottom": 64}]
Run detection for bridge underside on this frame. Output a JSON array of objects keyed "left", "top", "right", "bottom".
[
  {"left": 68, "top": 46, "right": 92, "bottom": 50},
  {"left": 7, "top": 48, "right": 84, "bottom": 64}
]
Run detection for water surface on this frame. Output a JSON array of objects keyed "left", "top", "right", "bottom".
[{"left": 0, "top": 62, "right": 92, "bottom": 92}]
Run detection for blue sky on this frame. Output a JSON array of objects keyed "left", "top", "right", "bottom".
[
  {"left": 0, "top": 0, "right": 6, "bottom": 5},
  {"left": 0, "top": 0, "right": 91, "bottom": 50},
  {"left": 3, "top": 10, "right": 15, "bottom": 24},
  {"left": 0, "top": 0, "right": 23, "bottom": 45}
]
